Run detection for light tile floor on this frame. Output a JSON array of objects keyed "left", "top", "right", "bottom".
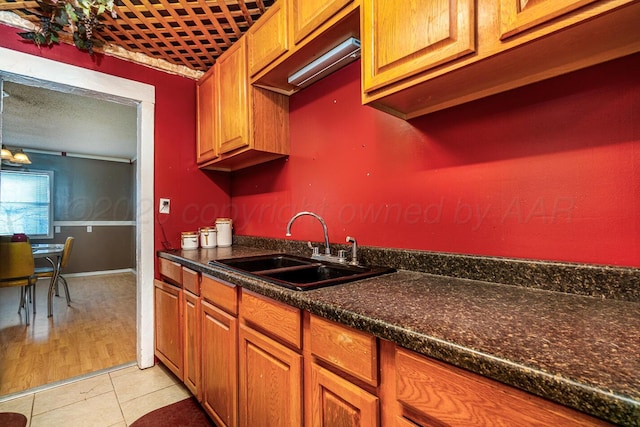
[{"left": 0, "top": 363, "right": 192, "bottom": 426}]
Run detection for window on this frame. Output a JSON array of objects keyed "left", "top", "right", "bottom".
[{"left": 0, "top": 169, "right": 54, "bottom": 239}]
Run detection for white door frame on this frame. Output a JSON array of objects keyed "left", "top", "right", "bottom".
[{"left": 0, "top": 46, "right": 156, "bottom": 369}]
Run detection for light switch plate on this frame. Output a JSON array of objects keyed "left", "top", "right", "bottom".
[{"left": 159, "top": 198, "right": 170, "bottom": 214}]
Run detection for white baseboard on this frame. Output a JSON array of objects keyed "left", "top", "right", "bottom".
[{"left": 64, "top": 269, "right": 136, "bottom": 278}]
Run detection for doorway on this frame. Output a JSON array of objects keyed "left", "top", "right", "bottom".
[{"left": 0, "top": 47, "right": 155, "bottom": 375}]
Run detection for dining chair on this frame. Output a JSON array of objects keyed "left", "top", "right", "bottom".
[
  {"left": 0, "top": 241, "right": 36, "bottom": 325},
  {"left": 34, "top": 237, "right": 74, "bottom": 314}
]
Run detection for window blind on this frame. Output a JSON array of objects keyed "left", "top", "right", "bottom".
[{"left": 0, "top": 169, "right": 53, "bottom": 238}]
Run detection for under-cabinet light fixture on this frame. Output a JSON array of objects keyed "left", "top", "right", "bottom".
[{"left": 288, "top": 37, "right": 361, "bottom": 88}]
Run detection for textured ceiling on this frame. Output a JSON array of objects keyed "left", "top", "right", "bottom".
[
  {"left": 1, "top": 0, "right": 276, "bottom": 74},
  {"left": 2, "top": 81, "right": 138, "bottom": 160}
]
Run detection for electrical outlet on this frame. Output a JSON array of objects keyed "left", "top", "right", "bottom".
[{"left": 159, "top": 198, "right": 170, "bottom": 214}]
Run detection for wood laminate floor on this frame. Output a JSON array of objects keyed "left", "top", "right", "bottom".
[{"left": 0, "top": 272, "right": 137, "bottom": 397}]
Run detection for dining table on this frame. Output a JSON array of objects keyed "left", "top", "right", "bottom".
[{"left": 31, "top": 243, "right": 65, "bottom": 317}]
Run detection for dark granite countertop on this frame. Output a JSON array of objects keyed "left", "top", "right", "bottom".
[{"left": 158, "top": 245, "right": 640, "bottom": 426}]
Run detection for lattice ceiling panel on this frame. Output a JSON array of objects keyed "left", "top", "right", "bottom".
[{"left": 1, "top": 0, "right": 276, "bottom": 73}]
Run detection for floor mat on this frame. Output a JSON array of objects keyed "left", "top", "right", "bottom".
[
  {"left": 130, "top": 397, "right": 215, "bottom": 427},
  {"left": 0, "top": 412, "right": 27, "bottom": 427}
]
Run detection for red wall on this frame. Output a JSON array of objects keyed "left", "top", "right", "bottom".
[
  {"left": 3, "top": 23, "right": 638, "bottom": 267},
  {"left": 232, "top": 54, "right": 640, "bottom": 267},
  {"left": 0, "top": 24, "right": 230, "bottom": 252}
]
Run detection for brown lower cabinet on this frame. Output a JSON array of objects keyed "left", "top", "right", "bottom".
[
  {"left": 183, "top": 289, "right": 200, "bottom": 397},
  {"left": 182, "top": 266, "right": 201, "bottom": 399},
  {"left": 238, "top": 323, "right": 303, "bottom": 426},
  {"left": 201, "top": 300, "right": 238, "bottom": 427},
  {"left": 306, "top": 313, "right": 380, "bottom": 426},
  {"left": 200, "top": 274, "right": 239, "bottom": 427},
  {"left": 239, "top": 289, "right": 303, "bottom": 426},
  {"left": 309, "top": 361, "right": 378, "bottom": 426},
  {"left": 154, "top": 278, "right": 183, "bottom": 379},
  {"left": 155, "top": 259, "right": 612, "bottom": 426},
  {"left": 383, "top": 342, "right": 611, "bottom": 426}
]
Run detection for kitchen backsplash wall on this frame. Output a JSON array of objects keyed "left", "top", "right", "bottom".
[{"left": 231, "top": 54, "right": 640, "bottom": 268}]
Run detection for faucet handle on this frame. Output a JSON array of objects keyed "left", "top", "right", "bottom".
[{"left": 345, "top": 236, "right": 359, "bottom": 265}]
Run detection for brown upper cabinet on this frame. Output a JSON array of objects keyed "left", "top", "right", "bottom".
[
  {"left": 362, "top": 0, "right": 640, "bottom": 119},
  {"left": 198, "top": 0, "right": 640, "bottom": 171},
  {"left": 248, "top": 0, "right": 357, "bottom": 78},
  {"left": 247, "top": 1, "right": 289, "bottom": 78},
  {"left": 361, "top": 0, "right": 476, "bottom": 94},
  {"left": 196, "top": 67, "right": 217, "bottom": 164},
  {"left": 249, "top": 0, "right": 360, "bottom": 95},
  {"left": 217, "top": 39, "right": 250, "bottom": 155},
  {"left": 197, "top": 37, "right": 290, "bottom": 172}
]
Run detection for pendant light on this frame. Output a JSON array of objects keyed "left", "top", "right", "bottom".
[
  {"left": 1, "top": 146, "right": 13, "bottom": 160},
  {"left": 1, "top": 146, "right": 32, "bottom": 165}
]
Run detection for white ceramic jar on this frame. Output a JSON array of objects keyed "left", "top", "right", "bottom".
[
  {"left": 215, "top": 218, "right": 233, "bottom": 247},
  {"left": 199, "top": 227, "right": 217, "bottom": 248},
  {"left": 181, "top": 232, "right": 199, "bottom": 250}
]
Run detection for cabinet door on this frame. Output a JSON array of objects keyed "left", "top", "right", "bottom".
[
  {"left": 154, "top": 279, "right": 183, "bottom": 379},
  {"left": 289, "top": 0, "right": 353, "bottom": 44},
  {"left": 362, "top": 0, "right": 475, "bottom": 93},
  {"left": 217, "top": 37, "right": 249, "bottom": 155},
  {"left": 310, "top": 363, "right": 379, "bottom": 427},
  {"left": 499, "top": 0, "right": 598, "bottom": 39},
  {"left": 247, "top": 1, "right": 289, "bottom": 77},
  {"left": 196, "top": 67, "right": 217, "bottom": 163},
  {"left": 239, "top": 324, "right": 303, "bottom": 427},
  {"left": 201, "top": 300, "right": 238, "bottom": 427},
  {"left": 183, "top": 289, "right": 201, "bottom": 399}
]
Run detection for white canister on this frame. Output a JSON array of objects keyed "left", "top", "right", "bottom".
[
  {"left": 199, "top": 227, "right": 217, "bottom": 248},
  {"left": 181, "top": 232, "right": 199, "bottom": 250},
  {"left": 215, "top": 218, "right": 233, "bottom": 247}
]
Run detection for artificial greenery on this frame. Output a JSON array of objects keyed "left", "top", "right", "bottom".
[{"left": 18, "top": 0, "right": 116, "bottom": 55}]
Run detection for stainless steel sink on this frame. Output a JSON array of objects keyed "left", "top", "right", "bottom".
[{"left": 209, "top": 253, "right": 395, "bottom": 291}]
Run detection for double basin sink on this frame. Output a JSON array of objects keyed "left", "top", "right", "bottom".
[{"left": 209, "top": 253, "right": 395, "bottom": 291}]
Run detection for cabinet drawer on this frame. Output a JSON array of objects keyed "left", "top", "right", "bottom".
[
  {"left": 395, "top": 347, "right": 608, "bottom": 426},
  {"left": 241, "top": 290, "right": 302, "bottom": 350},
  {"left": 201, "top": 274, "right": 238, "bottom": 316},
  {"left": 309, "top": 314, "right": 378, "bottom": 386},
  {"left": 159, "top": 258, "right": 182, "bottom": 285},
  {"left": 182, "top": 267, "right": 200, "bottom": 295}
]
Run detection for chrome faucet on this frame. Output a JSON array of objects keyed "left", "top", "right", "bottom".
[
  {"left": 286, "top": 211, "right": 332, "bottom": 257},
  {"left": 286, "top": 212, "right": 360, "bottom": 264}
]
